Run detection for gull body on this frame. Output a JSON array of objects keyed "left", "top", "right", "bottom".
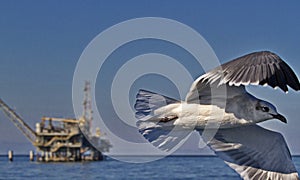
[
  {"left": 135, "top": 51, "right": 300, "bottom": 180},
  {"left": 151, "top": 93, "right": 280, "bottom": 129}
]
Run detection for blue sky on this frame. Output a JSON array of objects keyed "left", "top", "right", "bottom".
[{"left": 0, "top": 1, "right": 299, "bottom": 155}]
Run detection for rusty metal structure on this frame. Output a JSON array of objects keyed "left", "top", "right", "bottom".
[{"left": 0, "top": 82, "right": 111, "bottom": 162}]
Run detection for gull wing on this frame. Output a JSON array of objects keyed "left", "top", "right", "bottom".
[
  {"left": 135, "top": 90, "right": 192, "bottom": 152},
  {"left": 197, "top": 125, "right": 299, "bottom": 180},
  {"left": 185, "top": 80, "right": 246, "bottom": 105},
  {"left": 186, "top": 51, "right": 300, "bottom": 101}
]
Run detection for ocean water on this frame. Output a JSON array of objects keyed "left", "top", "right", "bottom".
[{"left": 0, "top": 156, "right": 299, "bottom": 180}]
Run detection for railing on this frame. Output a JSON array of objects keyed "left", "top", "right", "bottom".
[
  {"left": 50, "top": 142, "right": 82, "bottom": 152},
  {"left": 34, "top": 131, "right": 79, "bottom": 147}
]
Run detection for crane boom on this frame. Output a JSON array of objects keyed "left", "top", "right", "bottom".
[{"left": 0, "top": 98, "right": 36, "bottom": 143}]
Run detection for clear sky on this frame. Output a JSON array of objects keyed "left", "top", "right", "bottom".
[{"left": 0, "top": 1, "right": 299, "bottom": 155}]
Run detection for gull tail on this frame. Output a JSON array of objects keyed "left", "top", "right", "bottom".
[{"left": 135, "top": 89, "right": 191, "bottom": 151}]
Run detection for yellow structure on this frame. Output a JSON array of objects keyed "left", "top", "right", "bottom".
[{"left": 0, "top": 82, "right": 111, "bottom": 162}]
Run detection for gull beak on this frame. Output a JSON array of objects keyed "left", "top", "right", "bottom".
[{"left": 272, "top": 113, "right": 287, "bottom": 123}]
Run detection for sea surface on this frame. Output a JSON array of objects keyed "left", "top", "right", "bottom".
[{"left": 0, "top": 156, "right": 299, "bottom": 180}]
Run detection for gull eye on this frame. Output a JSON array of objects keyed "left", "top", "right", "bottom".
[{"left": 261, "top": 106, "right": 270, "bottom": 112}]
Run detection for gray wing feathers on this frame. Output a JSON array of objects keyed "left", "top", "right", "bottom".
[
  {"left": 198, "top": 51, "right": 300, "bottom": 92},
  {"left": 135, "top": 90, "right": 191, "bottom": 151},
  {"left": 135, "top": 89, "right": 178, "bottom": 120},
  {"left": 186, "top": 80, "right": 246, "bottom": 104},
  {"left": 198, "top": 125, "right": 299, "bottom": 179}
]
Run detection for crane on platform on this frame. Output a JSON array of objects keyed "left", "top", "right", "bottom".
[
  {"left": 0, "top": 81, "right": 111, "bottom": 162},
  {"left": 0, "top": 98, "right": 37, "bottom": 143}
]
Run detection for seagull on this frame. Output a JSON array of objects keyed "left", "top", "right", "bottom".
[{"left": 135, "top": 51, "right": 300, "bottom": 180}]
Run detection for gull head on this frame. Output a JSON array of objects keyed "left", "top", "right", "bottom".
[{"left": 255, "top": 100, "right": 287, "bottom": 123}]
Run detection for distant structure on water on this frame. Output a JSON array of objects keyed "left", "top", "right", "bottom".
[{"left": 0, "top": 81, "right": 111, "bottom": 162}]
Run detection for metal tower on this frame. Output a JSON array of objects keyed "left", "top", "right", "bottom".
[{"left": 82, "top": 81, "right": 93, "bottom": 135}]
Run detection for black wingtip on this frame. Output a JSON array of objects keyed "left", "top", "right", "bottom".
[{"left": 198, "top": 51, "right": 300, "bottom": 94}]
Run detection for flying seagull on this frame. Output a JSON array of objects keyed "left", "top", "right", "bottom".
[{"left": 135, "top": 51, "right": 300, "bottom": 179}]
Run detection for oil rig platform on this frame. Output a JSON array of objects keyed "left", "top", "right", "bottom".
[{"left": 0, "top": 82, "right": 111, "bottom": 162}]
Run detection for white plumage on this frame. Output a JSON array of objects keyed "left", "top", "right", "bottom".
[{"left": 135, "top": 51, "right": 300, "bottom": 179}]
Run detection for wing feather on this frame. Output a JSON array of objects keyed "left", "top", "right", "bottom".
[
  {"left": 279, "top": 61, "right": 300, "bottom": 91},
  {"left": 189, "top": 51, "right": 300, "bottom": 94},
  {"left": 232, "top": 66, "right": 246, "bottom": 83},
  {"left": 274, "top": 63, "right": 288, "bottom": 91},
  {"left": 267, "top": 63, "right": 278, "bottom": 89},
  {"left": 261, "top": 63, "right": 268, "bottom": 83},
  {"left": 249, "top": 66, "right": 258, "bottom": 84},
  {"left": 255, "top": 64, "right": 263, "bottom": 84},
  {"left": 197, "top": 125, "right": 299, "bottom": 180}
]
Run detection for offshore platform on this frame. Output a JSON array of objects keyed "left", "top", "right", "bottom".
[{"left": 0, "top": 82, "right": 111, "bottom": 162}]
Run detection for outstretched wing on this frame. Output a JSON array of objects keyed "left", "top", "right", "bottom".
[
  {"left": 188, "top": 51, "right": 300, "bottom": 99},
  {"left": 197, "top": 125, "right": 299, "bottom": 180}
]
